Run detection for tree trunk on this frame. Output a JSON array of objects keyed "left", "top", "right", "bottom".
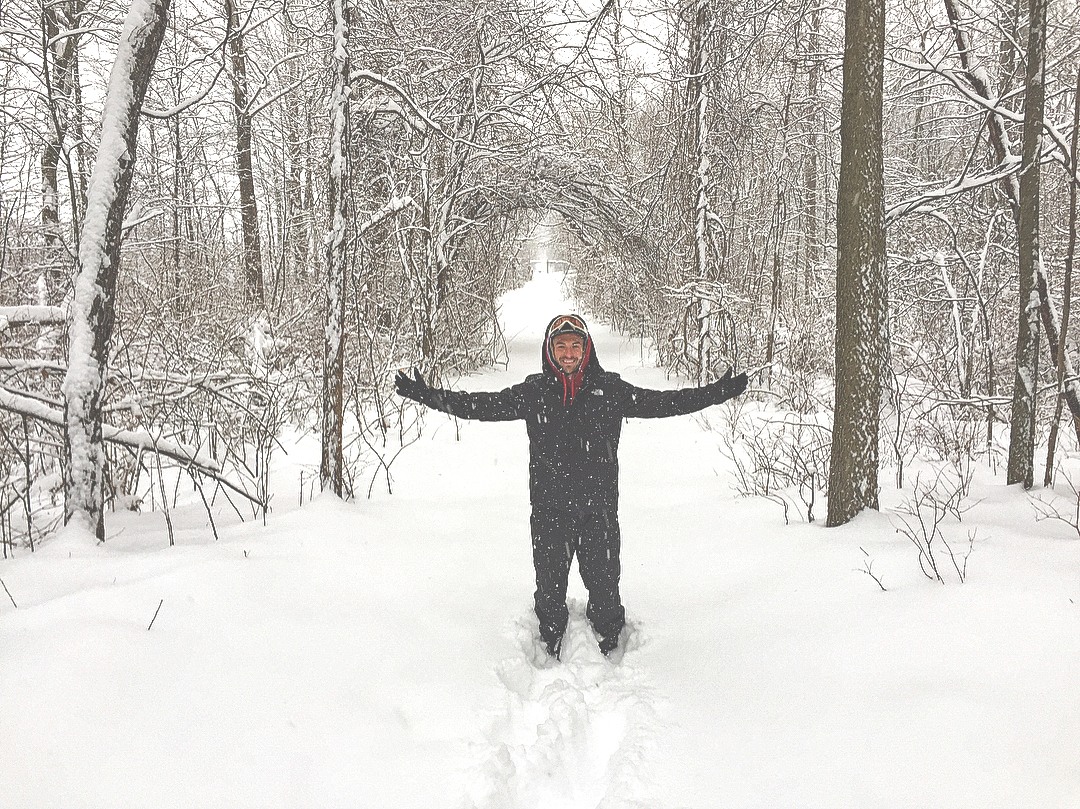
[
  {"left": 320, "top": 0, "right": 348, "bottom": 496},
  {"left": 226, "top": 0, "right": 264, "bottom": 308},
  {"left": 827, "top": 0, "right": 886, "bottom": 527},
  {"left": 63, "top": 0, "right": 171, "bottom": 541},
  {"left": 684, "top": 0, "right": 717, "bottom": 384},
  {"left": 802, "top": 4, "right": 822, "bottom": 300},
  {"left": 1044, "top": 69, "right": 1080, "bottom": 486},
  {"left": 1007, "top": 0, "right": 1046, "bottom": 488},
  {"left": 280, "top": 5, "right": 310, "bottom": 294},
  {"left": 40, "top": 0, "right": 82, "bottom": 301},
  {"left": 171, "top": 114, "right": 184, "bottom": 294}
]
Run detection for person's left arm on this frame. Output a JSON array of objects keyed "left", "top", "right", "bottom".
[{"left": 618, "top": 368, "right": 748, "bottom": 418}]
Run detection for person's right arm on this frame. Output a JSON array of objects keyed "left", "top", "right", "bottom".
[{"left": 395, "top": 369, "right": 527, "bottom": 421}]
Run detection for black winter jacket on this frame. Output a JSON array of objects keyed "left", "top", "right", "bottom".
[{"left": 413, "top": 326, "right": 728, "bottom": 515}]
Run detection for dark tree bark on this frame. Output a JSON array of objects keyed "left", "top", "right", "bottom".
[
  {"left": 826, "top": 0, "right": 887, "bottom": 527},
  {"left": 40, "top": 0, "right": 84, "bottom": 300},
  {"left": 320, "top": 0, "right": 348, "bottom": 496},
  {"left": 1007, "top": 0, "right": 1047, "bottom": 488},
  {"left": 63, "top": 0, "right": 171, "bottom": 541},
  {"left": 226, "top": 0, "right": 264, "bottom": 308}
]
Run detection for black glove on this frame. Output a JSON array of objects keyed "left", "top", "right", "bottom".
[
  {"left": 395, "top": 368, "right": 430, "bottom": 403},
  {"left": 707, "top": 367, "right": 748, "bottom": 404}
]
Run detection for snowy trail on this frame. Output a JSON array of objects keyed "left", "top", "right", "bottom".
[
  {"left": 435, "top": 274, "right": 674, "bottom": 808},
  {"left": 461, "top": 604, "right": 661, "bottom": 809},
  {"left": 396, "top": 272, "right": 682, "bottom": 809}
]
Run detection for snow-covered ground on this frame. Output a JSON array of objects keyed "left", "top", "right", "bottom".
[{"left": 2, "top": 272, "right": 1079, "bottom": 809}]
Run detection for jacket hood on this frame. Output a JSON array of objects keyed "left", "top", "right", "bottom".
[
  {"left": 542, "top": 314, "right": 601, "bottom": 405},
  {"left": 541, "top": 314, "right": 600, "bottom": 376}
]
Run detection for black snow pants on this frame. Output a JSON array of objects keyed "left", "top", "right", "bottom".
[{"left": 531, "top": 506, "right": 625, "bottom": 648}]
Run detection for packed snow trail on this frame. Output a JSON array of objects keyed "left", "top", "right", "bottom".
[
  {"left": 422, "top": 273, "right": 678, "bottom": 808},
  {"left": 460, "top": 603, "right": 661, "bottom": 809}
]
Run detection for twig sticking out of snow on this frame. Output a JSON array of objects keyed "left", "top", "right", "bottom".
[
  {"left": 147, "top": 599, "right": 164, "bottom": 631},
  {"left": 0, "top": 576, "right": 17, "bottom": 608},
  {"left": 857, "top": 547, "right": 888, "bottom": 592}
]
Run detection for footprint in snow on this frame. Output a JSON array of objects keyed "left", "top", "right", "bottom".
[{"left": 459, "top": 600, "right": 664, "bottom": 809}]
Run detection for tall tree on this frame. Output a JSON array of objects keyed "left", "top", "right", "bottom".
[
  {"left": 826, "top": 0, "right": 886, "bottom": 527},
  {"left": 686, "top": 0, "right": 717, "bottom": 386},
  {"left": 63, "top": 0, "right": 171, "bottom": 540},
  {"left": 320, "top": 0, "right": 348, "bottom": 495},
  {"left": 225, "top": 0, "right": 264, "bottom": 307},
  {"left": 40, "top": 0, "right": 85, "bottom": 299},
  {"left": 802, "top": 4, "right": 823, "bottom": 291},
  {"left": 1006, "top": 0, "right": 1047, "bottom": 488},
  {"left": 1044, "top": 69, "right": 1080, "bottom": 485}
]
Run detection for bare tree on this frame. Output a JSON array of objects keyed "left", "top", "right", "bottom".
[
  {"left": 907, "top": 0, "right": 1080, "bottom": 448},
  {"left": 63, "top": 0, "right": 171, "bottom": 541},
  {"left": 1045, "top": 69, "right": 1080, "bottom": 485},
  {"left": 320, "top": 0, "right": 348, "bottom": 496},
  {"left": 225, "top": 0, "right": 264, "bottom": 308},
  {"left": 40, "top": 0, "right": 85, "bottom": 299},
  {"left": 685, "top": 0, "right": 720, "bottom": 386},
  {"left": 827, "top": 0, "right": 886, "bottom": 527},
  {"left": 1006, "top": 0, "right": 1047, "bottom": 488}
]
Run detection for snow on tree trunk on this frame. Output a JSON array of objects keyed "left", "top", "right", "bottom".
[
  {"left": 826, "top": 0, "right": 886, "bottom": 528},
  {"left": 1007, "top": 0, "right": 1046, "bottom": 488},
  {"left": 687, "top": 0, "right": 717, "bottom": 386},
  {"left": 62, "top": 0, "right": 170, "bottom": 541},
  {"left": 320, "top": 0, "right": 348, "bottom": 496}
]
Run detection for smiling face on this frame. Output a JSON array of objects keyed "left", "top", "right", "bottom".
[{"left": 551, "top": 333, "right": 585, "bottom": 375}]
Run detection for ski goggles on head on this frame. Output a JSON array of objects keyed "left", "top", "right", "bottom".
[{"left": 547, "top": 314, "right": 589, "bottom": 341}]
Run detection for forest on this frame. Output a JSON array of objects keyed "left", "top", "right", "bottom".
[{"left": 2, "top": 0, "right": 1080, "bottom": 548}]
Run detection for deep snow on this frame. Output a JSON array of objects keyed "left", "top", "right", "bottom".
[{"left": 2, "top": 273, "right": 1079, "bottom": 809}]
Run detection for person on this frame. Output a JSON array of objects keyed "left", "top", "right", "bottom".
[{"left": 395, "top": 314, "right": 748, "bottom": 659}]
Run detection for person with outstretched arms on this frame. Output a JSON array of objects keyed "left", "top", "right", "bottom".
[{"left": 395, "top": 314, "right": 748, "bottom": 659}]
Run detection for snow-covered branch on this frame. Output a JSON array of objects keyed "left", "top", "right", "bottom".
[
  {"left": 0, "top": 305, "right": 68, "bottom": 330},
  {"left": 358, "top": 195, "right": 414, "bottom": 236},
  {"left": 349, "top": 69, "right": 498, "bottom": 152},
  {"left": 350, "top": 69, "right": 445, "bottom": 134},
  {"left": 885, "top": 159, "right": 1022, "bottom": 223},
  {"left": 141, "top": 40, "right": 228, "bottom": 120},
  {"left": 893, "top": 56, "right": 1080, "bottom": 188}
]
